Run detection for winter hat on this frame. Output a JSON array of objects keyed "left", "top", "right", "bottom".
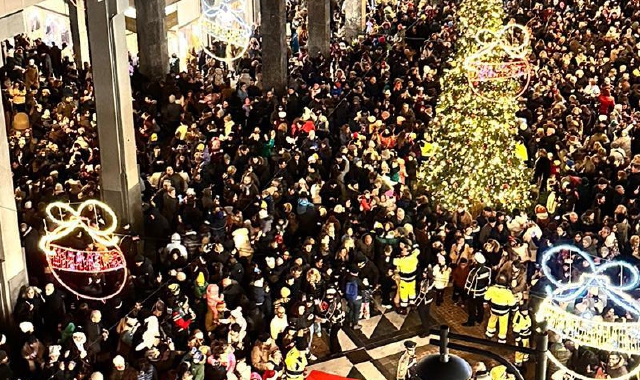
[
  {"left": 474, "top": 252, "right": 486, "bottom": 264},
  {"left": 230, "top": 307, "right": 243, "bottom": 320},
  {"left": 49, "top": 345, "right": 62, "bottom": 357},
  {"left": 535, "top": 205, "right": 548, "bottom": 220},
  {"left": 19, "top": 321, "right": 34, "bottom": 333},
  {"left": 196, "top": 272, "right": 206, "bottom": 286},
  {"left": 112, "top": 355, "right": 126, "bottom": 370}
]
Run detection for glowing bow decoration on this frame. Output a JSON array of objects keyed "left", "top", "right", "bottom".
[
  {"left": 40, "top": 200, "right": 127, "bottom": 301},
  {"left": 464, "top": 23, "right": 531, "bottom": 101},
  {"left": 200, "top": 0, "right": 251, "bottom": 62},
  {"left": 537, "top": 245, "right": 640, "bottom": 380}
]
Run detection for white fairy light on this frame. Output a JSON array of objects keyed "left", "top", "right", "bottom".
[
  {"left": 537, "top": 245, "right": 640, "bottom": 379},
  {"left": 200, "top": 0, "right": 251, "bottom": 62},
  {"left": 40, "top": 200, "right": 127, "bottom": 301}
]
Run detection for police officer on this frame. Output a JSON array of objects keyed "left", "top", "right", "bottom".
[
  {"left": 512, "top": 304, "right": 532, "bottom": 367},
  {"left": 396, "top": 340, "right": 417, "bottom": 380},
  {"left": 416, "top": 266, "right": 434, "bottom": 337},
  {"left": 394, "top": 245, "right": 420, "bottom": 314},
  {"left": 319, "top": 287, "right": 345, "bottom": 354},
  {"left": 484, "top": 274, "right": 517, "bottom": 343},
  {"left": 464, "top": 252, "right": 492, "bottom": 326},
  {"left": 285, "top": 339, "right": 309, "bottom": 380}
]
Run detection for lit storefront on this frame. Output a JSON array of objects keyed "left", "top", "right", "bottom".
[{"left": 0, "top": 0, "right": 82, "bottom": 59}]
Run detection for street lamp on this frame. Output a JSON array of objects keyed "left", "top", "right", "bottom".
[
  {"left": 414, "top": 326, "right": 473, "bottom": 380},
  {"left": 412, "top": 325, "right": 545, "bottom": 380}
]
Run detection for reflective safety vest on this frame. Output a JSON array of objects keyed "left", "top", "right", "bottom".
[
  {"left": 394, "top": 252, "right": 419, "bottom": 282},
  {"left": 512, "top": 311, "right": 532, "bottom": 338},
  {"left": 484, "top": 285, "right": 516, "bottom": 315},
  {"left": 285, "top": 347, "right": 307, "bottom": 379}
]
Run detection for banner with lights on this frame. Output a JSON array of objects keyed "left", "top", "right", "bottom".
[
  {"left": 464, "top": 24, "right": 531, "bottom": 102},
  {"left": 39, "top": 200, "right": 127, "bottom": 301},
  {"left": 200, "top": 0, "right": 251, "bottom": 62},
  {"left": 536, "top": 245, "right": 640, "bottom": 380}
]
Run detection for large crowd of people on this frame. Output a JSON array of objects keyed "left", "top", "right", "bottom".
[{"left": 0, "top": 0, "right": 639, "bottom": 379}]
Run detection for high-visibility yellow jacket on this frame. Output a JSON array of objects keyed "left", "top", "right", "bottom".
[
  {"left": 285, "top": 347, "right": 307, "bottom": 379},
  {"left": 394, "top": 252, "right": 419, "bottom": 282},
  {"left": 484, "top": 285, "right": 516, "bottom": 315},
  {"left": 512, "top": 311, "right": 532, "bottom": 338}
]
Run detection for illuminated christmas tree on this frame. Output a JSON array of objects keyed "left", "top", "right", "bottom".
[{"left": 418, "top": 0, "right": 533, "bottom": 212}]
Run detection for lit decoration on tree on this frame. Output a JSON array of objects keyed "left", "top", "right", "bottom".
[
  {"left": 464, "top": 24, "right": 531, "bottom": 101},
  {"left": 40, "top": 200, "right": 127, "bottom": 301},
  {"left": 417, "top": 0, "right": 533, "bottom": 212},
  {"left": 537, "top": 245, "right": 640, "bottom": 380},
  {"left": 200, "top": 0, "right": 251, "bottom": 62}
]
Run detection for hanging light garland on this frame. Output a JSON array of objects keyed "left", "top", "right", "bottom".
[
  {"left": 464, "top": 23, "right": 532, "bottom": 102},
  {"left": 40, "top": 200, "right": 127, "bottom": 301},
  {"left": 536, "top": 245, "right": 640, "bottom": 380},
  {"left": 200, "top": 0, "right": 252, "bottom": 62}
]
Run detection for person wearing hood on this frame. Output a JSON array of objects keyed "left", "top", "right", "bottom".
[
  {"left": 165, "top": 233, "right": 188, "bottom": 260},
  {"left": 132, "top": 254, "right": 155, "bottom": 296}
]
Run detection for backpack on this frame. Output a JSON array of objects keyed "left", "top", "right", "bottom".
[{"left": 345, "top": 280, "right": 358, "bottom": 301}]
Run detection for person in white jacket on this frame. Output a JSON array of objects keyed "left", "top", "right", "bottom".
[{"left": 432, "top": 254, "right": 451, "bottom": 306}]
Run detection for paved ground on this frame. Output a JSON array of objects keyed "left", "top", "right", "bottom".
[{"left": 308, "top": 287, "right": 539, "bottom": 379}]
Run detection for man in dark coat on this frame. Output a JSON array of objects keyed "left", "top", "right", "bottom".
[{"left": 42, "top": 284, "right": 65, "bottom": 344}]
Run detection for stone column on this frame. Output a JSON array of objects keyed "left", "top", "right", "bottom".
[
  {"left": 0, "top": 54, "right": 28, "bottom": 323},
  {"left": 67, "top": 0, "right": 83, "bottom": 67},
  {"left": 135, "top": 0, "right": 169, "bottom": 81},
  {"left": 307, "top": 0, "right": 331, "bottom": 57},
  {"left": 344, "top": 0, "right": 366, "bottom": 40},
  {"left": 260, "top": 0, "right": 287, "bottom": 96},
  {"left": 86, "top": 0, "right": 143, "bottom": 232}
]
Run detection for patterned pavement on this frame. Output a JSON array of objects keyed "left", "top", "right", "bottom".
[{"left": 307, "top": 287, "right": 537, "bottom": 379}]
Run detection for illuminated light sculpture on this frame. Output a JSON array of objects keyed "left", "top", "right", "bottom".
[
  {"left": 200, "top": 0, "right": 251, "bottom": 62},
  {"left": 537, "top": 245, "right": 640, "bottom": 380},
  {"left": 464, "top": 23, "right": 531, "bottom": 101},
  {"left": 40, "top": 200, "right": 127, "bottom": 301}
]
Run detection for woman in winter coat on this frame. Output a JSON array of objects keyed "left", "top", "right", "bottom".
[
  {"left": 205, "top": 284, "right": 224, "bottom": 332},
  {"left": 432, "top": 254, "right": 451, "bottom": 306}
]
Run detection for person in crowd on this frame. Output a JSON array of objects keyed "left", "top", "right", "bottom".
[{"left": 3, "top": 0, "right": 640, "bottom": 377}]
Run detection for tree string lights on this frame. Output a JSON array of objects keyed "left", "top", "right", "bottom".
[
  {"left": 40, "top": 200, "right": 127, "bottom": 301},
  {"left": 417, "top": 0, "right": 533, "bottom": 212},
  {"left": 200, "top": 0, "right": 251, "bottom": 62},
  {"left": 537, "top": 245, "right": 640, "bottom": 380}
]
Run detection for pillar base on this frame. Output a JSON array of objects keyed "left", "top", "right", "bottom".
[{"left": 0, "top": 265, "right": 28, "bottom": 324}]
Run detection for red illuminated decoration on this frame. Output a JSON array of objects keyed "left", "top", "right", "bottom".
[
  {"left": 40, "top": 200, "right": 128, "bottom": 301},
  {"left": 464, "top": 23, "right": 531, "bottom": 101}
]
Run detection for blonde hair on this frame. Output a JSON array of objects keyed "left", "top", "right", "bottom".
[{"left": 306, "top": 268, "right": 321, "bottom": 285}]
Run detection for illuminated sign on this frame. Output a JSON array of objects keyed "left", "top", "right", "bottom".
[
  {"left": 40, "top": 200, "right": 127, "bottom": 301},
  {"left": 537, "top": 245, "right": 640, "bottom": 379},
  {"left": 200, "top": 0, "right": 251, "bottom": 62},
  {"left": 464, "top": 24, "right": 531, "bottom": 101}
]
